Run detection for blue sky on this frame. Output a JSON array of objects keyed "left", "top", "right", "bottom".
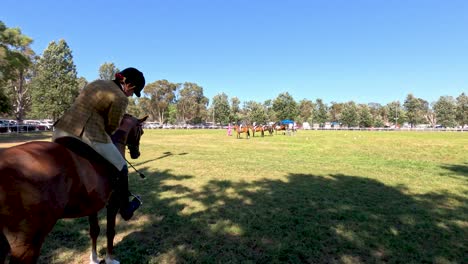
[{"left": 2, "top": 0, "right": 467, "bottom": 105}]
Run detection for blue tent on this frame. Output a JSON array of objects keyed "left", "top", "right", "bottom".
[{"left": 280, "top": 119, "right": 294, "bottom": 125}]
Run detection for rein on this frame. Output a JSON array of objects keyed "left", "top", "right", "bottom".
[{"left": 111, "top": 118, "right": 145, "bottom": 179}]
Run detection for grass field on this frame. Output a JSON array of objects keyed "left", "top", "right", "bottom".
[{"left": 1, "top": 130, "right": 467, "bottom": 264}]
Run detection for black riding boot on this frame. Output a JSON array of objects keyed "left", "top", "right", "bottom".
[{"left": 118, "top": 165, "right": 141, "bottom": 221}]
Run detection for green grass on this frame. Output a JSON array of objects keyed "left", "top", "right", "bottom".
[{"left": 2, "top": 130, "right": 467, "bottom": 263}]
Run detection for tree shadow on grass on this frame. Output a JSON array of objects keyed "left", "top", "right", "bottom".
[
  {"left": 134, "top": 152, "right": 189, "bottom": 167},
  {"left": 39, "top": 170, "right": 467, "bottom": 263},
  {"left": 440, "top": 163, "right": 468, "bottom": 178},
  {"left": 117, "top": 172, "right": 466, "bottom": 263}
]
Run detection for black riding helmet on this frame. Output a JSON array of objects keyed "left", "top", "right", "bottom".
[{"left": 118, "top": 67, "right": 145, "bottom": 97}]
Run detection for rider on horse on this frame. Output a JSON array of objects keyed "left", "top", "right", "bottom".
[{"left": 53, "top": 67, "right": 145, "bottom": 221}]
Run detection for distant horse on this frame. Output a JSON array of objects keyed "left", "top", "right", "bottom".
[
  {"left": 263, "top": 125, "right": 274, "bottom": 136},
  {"left": 250, "top": 125, "right": 274, "bottom": 137},
  {"left": 274, "top": 124, "right": 288, "bottom": 135},
  {"left": 250, "top": 125, "right": 265, "bottom": 137},
  {"left": 0, "top": 114, "right": 147, "bottom": 264},
  {"left": 234, "top": 125, "right": 250, "bottom": 139},
  {"left": 275, "top": 123, "right": 296, "bottom": 135}
]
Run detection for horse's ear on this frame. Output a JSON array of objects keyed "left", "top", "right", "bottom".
[{"left": 139, "top": 115, "right": 149, "bottom": 123}]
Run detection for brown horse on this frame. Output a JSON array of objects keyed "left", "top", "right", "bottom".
[
  {"left": 263, "top": 125, "right": 274, "bottom": 136},
  {"left": 250, "top": 125, "right": 264, "bottom": 137},
  {"left": 88, "top": 114, "right": 147, "bottom": 264},
  {"left": 234, "top": 125, "right": 250, "bottom": 139},
  {"left": 274, "top": 124, "right": 287, "bottom": 135},
  {"left": 0, "top": 114, "right": 147, "bottom": 264},
  {"left": 251, "top": 125, "right": 274, "bottom": 137},
  {"left": 275, "top": 123, "right": 296, "bottom": 135}
]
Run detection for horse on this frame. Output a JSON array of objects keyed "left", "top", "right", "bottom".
[
  {"left": 274, "top": 124, "right": 288, "bottom": 135},
  {"left": 0, "top": 114, "right": 147, "bottom": 264},
  {"left": 250, "top": 125, "right": 265, "bottom": 137},
  {"left": 250, "top": 125, "right": 274, "bottom": 137},
  {"left": 233, "top": 125, "right": 250, "bottom": 139},
  {"left": 88, "top": 114, "right": 147, "bottom": 264},
  {"left": 263, "top": 125, "right": 274, "bottom": 136}
]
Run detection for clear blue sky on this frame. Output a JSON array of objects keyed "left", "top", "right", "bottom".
[{"left": 3, "top": 0, "right": 467, "bottom": 105}]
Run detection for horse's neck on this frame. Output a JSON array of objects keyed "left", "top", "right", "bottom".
[{"left": 113, "top": 118, "right": 133, "bottom": 155}]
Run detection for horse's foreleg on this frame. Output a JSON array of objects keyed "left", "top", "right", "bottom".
[
  {"left": 105, "top": 194, "right": 120, "bottom": 264},
  {"left": 89, "top": 213, "right": 100, "bottom": 264},
  {"left": 5, "top": 227, "right": 51, "bottom": 264},
  {"left": 8, "top": 244, "right": 40, "bottom": 264},
  {"left": 0, "top": 232, "right": 9, "bottom": 264}
]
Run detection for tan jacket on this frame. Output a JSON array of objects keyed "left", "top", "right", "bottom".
[{"left": 55, "top": 80, "right": 128, "bottom": 143}]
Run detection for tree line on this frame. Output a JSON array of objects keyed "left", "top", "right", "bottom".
[{"left": 1, "top": 21, "right": 467, "bottom": 128}]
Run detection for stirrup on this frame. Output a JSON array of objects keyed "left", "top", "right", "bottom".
[{"left": 129, "top": 192, "right": 143, "bottom": 205}]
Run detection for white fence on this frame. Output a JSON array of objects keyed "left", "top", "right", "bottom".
[{"left": 304, "top": 127, "right": 468, "bottom": 132}]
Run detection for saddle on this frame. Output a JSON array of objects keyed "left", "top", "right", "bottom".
[{"left": 54, "top": 137, "right": 119, "bottom": 186}]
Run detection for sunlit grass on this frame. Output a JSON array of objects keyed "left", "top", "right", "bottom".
[{"left": 2, "top": 129, "right": 467, "bottom": 263}]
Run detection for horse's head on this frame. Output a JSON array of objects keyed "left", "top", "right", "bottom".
[{"left": 121, "top": 114, "right": 148, "bottom": 159}]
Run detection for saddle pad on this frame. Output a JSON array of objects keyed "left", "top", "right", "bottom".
[{"left": 54, "top": 137, "right": 119, "bottom": 176}]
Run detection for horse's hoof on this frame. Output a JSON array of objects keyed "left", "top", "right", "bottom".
[
  {"left": 105, "top": 256, "right": 120, "bottom": 264},
  {"left": 90, "top": 253, "right": 100, "bottom": 264}
]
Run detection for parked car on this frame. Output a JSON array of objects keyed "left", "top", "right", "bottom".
[
  {"left": 23, "top": 120, "right": 48, "bottom": 131},
  {"left": 143, "top": 122, "right": 162, "bottom": 129},
  {"left": 0, "top": 119, "right": 10, "bottom": 133}
]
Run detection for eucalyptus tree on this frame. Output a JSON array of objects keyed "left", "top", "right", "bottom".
[
  {"left": 433, "top": 96, "right": 457, "bottom": 128},
  {"left": 340, "top": 101, "right": 359, "bottom": 127},
  {"left": 30, "top": 39, "right": 78, "bottom": 120},
  {"left": 298, "top": 99, "right": 314, "bottom": 123},
  {"left": 378, "top": 105, "right": 390, "bottom": 125},
  {"left": 425, "top": 106, "right": 437, "bottom": 128},
  {"left": 138, "top": 97, "right": 155, "bottom": 120},
  {"left": 98, "top": 62, "right": 119, "bottom": 80},
  {"left": 144, "top": 79, "right": 177, "bottom": 123},
  {"left": 456, "top": 93, "right": 468, "bottom": 126},
  {"left": 358, "top": 104, "right": 373, "bottom": 127},
  {"left": 177, "top": 82, "right": 208, "bottom": 124},
  {"left": 77, "top": 76, "right": 88, "bottom": 91},
  {"left": 272, "top": 92, "right": 298, "bottom": 121},
  {"left": 244, "top": 100, "right": 267, "bottom": 124},
  {"left": 386, "top": 101, "right": 405, "bottom": 126},
  {"left": 230, "top": 96, "right": 241, "bottom": 122},
  {"left": 263, "top": 99, "right": 276, "bottom": 122},
  {"left": 126, "top": 97, "right": 142, "bottom": 118},
  {"left": 368, "top": 102, "right": 383, "bottom": 122},
  {"left": 212, "top": 92, "right": 231, "bottom": 125},
  {"left": 0, "top": 21, "right": 34, "bottom": 118},
  {"left": 329, "top": 101, "right": 343, "bottom": 124},
  {"left": 373, "top": 115, "right": 385, "bottom": 128},
  {"left": 313, "top": 98, "right": 328, "bottom": 126},
  {"left": 166, "top": 104, "right": 177, "bottom": 124},
  {"left": 0, "top": 92, "right": 9, "bottom": 114},
  {"left": 403, "top": 94, "right": 429, "bottom": 127}
]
